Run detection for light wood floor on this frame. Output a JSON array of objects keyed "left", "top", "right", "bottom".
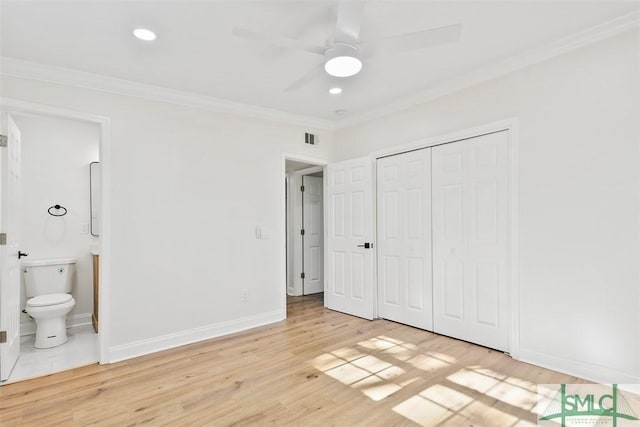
[{"left": 0, "top": 294, "right": 587, "bottom": 426}]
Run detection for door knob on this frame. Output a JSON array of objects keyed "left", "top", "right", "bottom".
[
  {"left": 357, "top": 242, "right": 373, "bottom": 249},
  {"left": 18, "top": 251, "right": 28, "bottom": 259}
]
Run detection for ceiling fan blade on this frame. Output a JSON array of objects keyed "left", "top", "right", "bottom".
[
  {"left": 232, "top": 26, "right": 326, "bottom": 56},
  {"left": 284, "top": 63, "right": 325, "bottom": 92},
  {"left": 361, "top": 23, "right": 462, "bottom": 58},
  {"left": 334, "top": 2, "right": 365, "bottom": 44}
]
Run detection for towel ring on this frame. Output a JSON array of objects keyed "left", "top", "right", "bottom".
[{"left": 48, "top": 204, "right": 67, "bottom": 217}]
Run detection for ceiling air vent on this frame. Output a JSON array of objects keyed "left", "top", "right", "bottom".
[{"left": 304, "top": 132, "right": 318, "bottom": 146}]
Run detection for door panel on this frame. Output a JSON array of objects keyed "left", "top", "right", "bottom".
[
  {"left": 377, "top": 149, "right": 433, "bottom": 330},
  {"left": 0, "top": 114, "right": 21, "bottom": 381},
  {"left": 325, "top": 157, "right": 374, "bottom": 320},
  {"left": 302, "top": 175, "right": 323, "bottom": 295},
  {"left": 432, "top": 131, "right": 509, "bottom": 351}
]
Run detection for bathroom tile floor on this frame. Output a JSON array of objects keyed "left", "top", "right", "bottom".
[{"left": 6, "top": 325, "right": 98, "bottom": 384}]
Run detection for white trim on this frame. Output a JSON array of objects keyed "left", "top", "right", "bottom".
[
  {"left": 368, "top": 118, "right": 520, "bottom": 356},
  {"left": 371, "top": 118, "right": 518, "bottom": 159},
  {"left": 3, "top": 11, "right": 636, "bottom": 132},
  {"left": 335, "top": 10, "right": 639, "bottom": 129},
  {"left": 0, "top": 97, "right": 112, "bottom": 366},
  {"left": 286, "top": 173, "right": 294, "bottom": 295},
  {"left": 281, "top": 153, "right": 328, "bottom": 316},
  {"left": 290, "top": 165, "right": 325, "bottom": 297},
  {"left": 1, "top": 57, "right": 334, "bottom": 131},
  {"left": 20, "top": 313, "right": 93, "bottom": 336},
  {"left": 519, "top": 347, "right": 640, "bottom": 386},
  {"left": 108, "top": 310, "right": 283, "bottom": 363},
  {"left": 506, "top": 122, "right": 520, "bottom": 359}
]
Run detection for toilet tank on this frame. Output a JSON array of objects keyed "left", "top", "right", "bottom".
[{"left": 22, "top": 258, "right": 76, "bottom": 298}]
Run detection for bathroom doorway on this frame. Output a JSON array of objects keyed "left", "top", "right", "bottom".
[{"left": 0, "top": 102, "right": 110, "bottom": 383}]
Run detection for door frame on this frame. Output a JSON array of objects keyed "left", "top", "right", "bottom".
[
  {"left": 0, "top": 98, "right": 112, "bottom": 364},
  {"left": 371, "top": 118, "right": 520, "bottom": 358},
  {"left": 281, "top": 153, "right": 327, "bottom": 317},
  {"left": 289, "top": 165, "right": 323, "bottom": 296}
]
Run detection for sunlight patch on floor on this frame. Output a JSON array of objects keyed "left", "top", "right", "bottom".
[
  {"left": 447, "top": 368, "right": 501, "bottom": 393},
  {"left": 352, "top": 376, "right": 402, "bottom": 401},
  {"left": 405, "top": 353, "right": 450, "bottom": 372},
  {"left": 393, "top": 394, "right": 457, "bottom": 425},
  {"left": 324, "top": 363, "right": 371, "bottom": 385},
  {"left": 351, "top": 354, "right": 393, "bottom": 373},
  {"left": 357, "top": 336, "right": 398, "bottom": 350},
  {"left": 311, "top": 335, "right": 542, "bottom": 426},
  {"left": 419, "top": 384, "right": 474, "bottom": 411},
  {"left": 311, "top": 336, "right": 429, "bottom": 402}
]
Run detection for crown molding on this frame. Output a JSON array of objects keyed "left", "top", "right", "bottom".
[
  {"left": 334, "top": 10, "right": 639, "bottom": 129},
  {"left": 0, "top": 57, "right": 335, "bottom": 131},
  {"left": 1, "top": 10, "right": 636, "bottom": 132}
]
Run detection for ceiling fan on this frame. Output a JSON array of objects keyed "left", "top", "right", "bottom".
[{"left": 232, "top": 2, "right": 462, "bottom": 92}]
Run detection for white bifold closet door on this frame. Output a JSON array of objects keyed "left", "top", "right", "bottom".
[
  {"left": 432, "top": 131, "right": 509, "bottom": 352},
  {"left": 377, "top": 149, "right": 433, "bottom": 330}
]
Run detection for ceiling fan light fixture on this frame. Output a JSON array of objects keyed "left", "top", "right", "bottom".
[{"left": 324, "top": 43, "right": 362, "bottom": 77}]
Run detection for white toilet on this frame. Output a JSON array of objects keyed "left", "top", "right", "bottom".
[{"left": 22, "top": 258, "right": 77, "bottom": 349}]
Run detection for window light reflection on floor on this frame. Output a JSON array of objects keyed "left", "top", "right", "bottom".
[
  {"left": 309, "top": 335, "right": 547, "bottom": 426},
  {"left": 311, "top": 336, "right": 452, "bottom": 403}
]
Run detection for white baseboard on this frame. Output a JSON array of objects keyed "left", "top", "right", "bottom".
[
  {"left": 20, "top": 312, "right": 93, "bottom": 336},
  {"left": 107, "top": 310, "right": 284, "bottom": 364},
  {"left": 517, "top": 347, "right": 640, "bottom": 387}
]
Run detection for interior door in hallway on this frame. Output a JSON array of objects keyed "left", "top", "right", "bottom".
[
  {"left": 302, "top": 175, "right": 323, "bottom": 295},
  {"left": 377, "top": 148, "right": 433, "bottom": 330},
  {"left": 325, "top": 157, "right": 375, "bottom": 320},
  {"left": 432, "top": 131, "right": 510, "bottom": 351}
]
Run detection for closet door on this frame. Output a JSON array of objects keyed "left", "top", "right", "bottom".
[
  {"left": 377, "top": 149, "right": 432, "bottom": 330},
  {"left": 432, "top": 131, "right": 509, "bottom": 351}
]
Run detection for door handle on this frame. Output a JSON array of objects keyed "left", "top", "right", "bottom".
[
  {"left": 357, "top": 242, "right": 373, "bottom": 249},
  {"left": 18, "top": 251, "right": 28, "bottom": 259}
]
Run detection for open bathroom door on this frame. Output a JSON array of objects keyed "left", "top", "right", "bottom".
[
  {"left": 0, "top": 113, "right": 22, "bottom": 381},
  {"left": 324, "top": 157, "right": 375, "bottom": 320}
]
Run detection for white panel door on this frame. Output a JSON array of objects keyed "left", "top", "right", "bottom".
[
  {"left": 0, "top": 114, "right": 22, "bottom": 381},
  {"left": 432, "top": 131, "right": 509, "bottom": 351},
  {"left": 302, "top": 175, "right": 323, "bottom": 295},
  {"left": 325, "top": 157, "right": 375, "bottom": 320},
  {"left": 377, "top": 149, "right": 433, "bottom": 330}
]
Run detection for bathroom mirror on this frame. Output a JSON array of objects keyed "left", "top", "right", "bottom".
[{"left": 90, "top": 161, "right": 101, "bottom": 236}]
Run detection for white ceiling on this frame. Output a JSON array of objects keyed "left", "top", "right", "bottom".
[{"left": 1, "top": 1, "right": 637, "bottom": 123}]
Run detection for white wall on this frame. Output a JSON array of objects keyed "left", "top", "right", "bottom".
[
  {"left": 333, "top": 32, "right": 639, "bottom": 384},
  {"left": 1, "top": 75, "right": 333, "bottom": 361},
  {"left": 1, "top": 29, "right": 636, "bottom": 385},
  {"left": 14, "top": 114, "right": 99, "bottom": 332}
]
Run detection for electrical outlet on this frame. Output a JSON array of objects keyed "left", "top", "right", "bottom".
[{"left": 241, "top": 289, "right": 249, "bottom": 302}]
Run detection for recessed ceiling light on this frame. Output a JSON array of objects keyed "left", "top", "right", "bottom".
[
  {"left": 324, "top": 43, "right": 362, "bottom": 77},
  {"left": 329, "top": 87, "right": 342, "bottom": 95},
  {"left": 133, "top": 28, "right": 156, "bottom": 41}
]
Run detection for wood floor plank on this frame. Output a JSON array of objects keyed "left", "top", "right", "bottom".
[{"left": 0, "top": 294, "right": 603, "bottom": 426}]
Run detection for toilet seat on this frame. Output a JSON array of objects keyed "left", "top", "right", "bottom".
[{"left": 27, "top": 293, "right": 73, "bottom": 307}]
